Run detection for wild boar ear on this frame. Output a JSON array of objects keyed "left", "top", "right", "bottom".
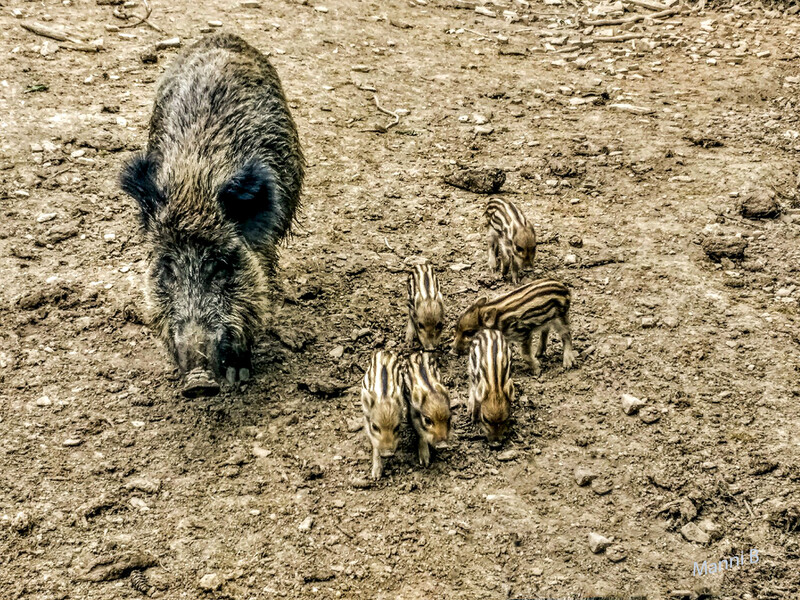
[
  {"left": 217, "top": 159, "right": 282, "bottom": 245},
  {"left": 483, "top": 308, "right": 498, "bottom": 327},
  {"left": 411, "top": 388, "right": 426, "bottom": 410},
  {"left": 361, "top": 389, "right": 374, "bottom": 411},
  {"left": 119, "top": 152, "right": 164, "bottom": 229}
]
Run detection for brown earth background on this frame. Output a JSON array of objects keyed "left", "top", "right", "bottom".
[{"left": 1, "top": 0, "right": 799, "bottom": 598}]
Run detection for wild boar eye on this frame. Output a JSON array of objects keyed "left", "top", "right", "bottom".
[
  {"left": 371, "top": 423, "right": 380, "bottom": 434},
  {"left": 393, "top": 424, "right": 401, "bottom": 434},
  {"left": 422, "top": 416, "right": 433, "bottom": 427},
  {"left": 515, "top": 244, "right": 524, "bottom": 253},
  {"left": 434, "top": 323, "right": 443, "bottom": 332}
]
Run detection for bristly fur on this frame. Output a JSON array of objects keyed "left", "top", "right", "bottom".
[
  {"left": 406, "top": 264, "right": 445, "bottom": 351},
  {"left": 404, "top": 352, "right": 451, "bottom": 467},
  {"left": 119, "top": 33, "right": 305, "bottom": 387},
  {"left": 361, "top": 351, "right": 405, "bottom": 480},
  {"left": 452, "top": 279, "right": 578, "bottom": 375},
  {"left": 485, "top": 198, "right": 536, "bottom": 283},
  {"left": 468, "top": 329, "right": 513, "bottom": 446}
]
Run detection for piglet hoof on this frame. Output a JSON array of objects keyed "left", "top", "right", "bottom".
[
  {"left": 563, "top": 350, "right": 579, "bottom": 370},
  {"left": 182, "top": 368, "right": 220, "bottom": 398}
]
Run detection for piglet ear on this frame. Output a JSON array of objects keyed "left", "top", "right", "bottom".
[
  {"left": 217, "top": 159, "right": 281, "bottom": 246},
  {"left": 119, "top": 152, "right": 164, "bottom": 229}
]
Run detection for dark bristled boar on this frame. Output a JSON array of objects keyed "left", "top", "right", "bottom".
[{"left": 120, "top": 34, "right": 304, "bottom": 397}]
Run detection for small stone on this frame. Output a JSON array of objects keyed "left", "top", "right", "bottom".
[
  {"left": 140, "top": 50, "right": 158, "bottom": 64},
  {"left": 329, "top": 345, "right": 345, "bottom": 359},
  {"left": 104, "top": 233, "right": 116, "bottom": 242},
  {"left": 314, "top": 5, "right": 328, "bottom": 12},
  {"left": 241, "top": 0, "right": 261, "bottom": 6},
  {"left": 298, "top": 516, "right": 314, "bottom": 532},
  {"left": 532, "top": 567, "right": 543, "bottom": 576},
  {"left": 588, "top": 532, "right": 612, "bottom": 554},
  {"left": 496, "top": 449, "right": 518, "bottom": 461},
  {"left": 641, "top": 316, "right": 656, "bottom": 328},
  {"left": 40, "top": 40, "right": 60, "bottom": 56},
  {"left": 662, "top": 316, "right": 678, "bottom": 328},
  {"left": 12, "top": 512, "right": 31, "bottom": 532},
  {"left": 347, "top": 418, "right": 363, "bottom": 433},
  {"left": 701, "top": 236, "right": 747, "bottom": 262},
  {"left": 639, "top": 406, "right": 661, "bottom": 424},
  {"left": 680, "top": 522, "right": 710, "bottom": 544},
  {"left": 198, "top": 573, "right": 221, "bottom": 591},
  {"left": 129, "top": 497, "right": 149, "bottom": 511},
  {"left": 474, "top": 125, "right": 494, "bottom": 135},
  {"left": 591, "top": 478, "right": 613, "bottom": 496},
  {"left": 574, "top": 467, "right": 597, "bottom": 487},
  {"left": 475, "top": 6, "right": 497, "bottom": 17},
  {"left": 125, "top": 477, "right": 161, "bottom": 494},
  {"left": 563, "top": 254, "right": 577, "bottom": 265},
  {"left": 303, "top": 464, "right": 324, "bottom": 481},
  {"left": 606, "top": 545, "right": 627, "bottom": 562},
  {"left": 350, "top": 477, "right": 373, "bottom": 489},
  {"left": 208, "top": 20, "right": 223, "bottom": 27},
  {"left": 473, "top": 113, "right": 489, "bottom": 125},
  {"left": 621, "top": 393, "right": 645, "bottom": 415},
  {"left": 155, "top": 37, "right": 181, "bottom": 50},
  {"left": 443, "top": 167, "right": 505, "bottom": 194},
  {"left": 740, "top": 189, "right": 781, "bottom": 219},
  {"left": 756, "top": 50, "right": 771, "bottom": 58},
  {"left": 30, "top": 143, "right": 44, "bottom": 152},
  {"left": 37, "top": 213, "right": 57, "bottom": 223},
  {"left": 351, "top": 64, "right": 370, "bottom": 72},
  {"left": 63, "top": 438, "right": 82, "bottom": 447},
  {"left": 568, "top": 235, "right": 583, "bottom": 248},
  {"left": 36, "top": 396, "right": 52, "bottom": 407}
]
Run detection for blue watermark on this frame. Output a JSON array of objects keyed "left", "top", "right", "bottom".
[{"left": 693, "top": 548, "right": 759, "bottom": 576}]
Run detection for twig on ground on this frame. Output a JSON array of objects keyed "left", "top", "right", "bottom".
[
  {"left": 593, "top": 33, "right": 646, "bottom": 42},
  {"left": 351, "top": 77, "right": 401, "bottom": 131},
  {"left": 118, "top": 0, "right": 164, "bottom": 33},
  {"left": 372, "top": 95, "right": 400, "bottom": 129},
  {"left": 623, "top": 0, "right": 668, "bottom": 10},
  {"left": 20, "top": 22, "right": 99, "bottom": 52},
  {"left": 582, "top": 5, "right": 679, "bottom": 26}
]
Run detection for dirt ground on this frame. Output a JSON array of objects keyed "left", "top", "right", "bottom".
[{"left": 1, "top": 0, "right": 800, "bottom": 598}]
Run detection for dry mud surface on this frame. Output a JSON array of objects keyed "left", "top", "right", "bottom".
[{"left": 1, "top": 0, "right": 800, "bottom": 599}]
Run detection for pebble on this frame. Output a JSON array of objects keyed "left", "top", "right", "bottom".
[
  {"left": 621, "top": 393, "right": 645, "bottom": 415},
  {"left": 103, "top": 233, "right": 116, "bottom": 242},
  {"left": 606, "top": 545, "right": 627, "bottom": 562},
  {"left": 641, "top": 316, "right": 656, "bottom": 328},
  {"left": 62, "top": 438, "right": 82, "bottom": 447},
  {"left": 347, "top": 418, "right": 363, "bottom": 433},
  {"left": 591, "top": 479, "right": 613, "bottom": 496},
  {"left": 129, "top": 497, "right": 149, "bottom": 511},
  {"left": 588, "top": 532, "right": 612, "bottom": 554},
  {"left": 350, "top": 477, "right": 373, "bottom": 489},
  {"left": 740, "top": 189, "right": 781, "bottom": 219},
  {"left": 474, "top": 125, "right": 494, "bottom": 135},
  {"left": 12, "top": 511, "right": 31, "bottom": 532},
  {"left": 680, "top": 522, "right": 710, "bottom": 544},
  {"left": 30, "top": 143, "right": 43, "bottom": 152},
  {"left": 141, "top": 50, "right": 158, "bottom": 64},
  {"left": 563, "top": 253, "right": 578, "bottom": 265},
  {"left": 298, "top": 516, "right": 314, "bottom": 532},
  {"left": 241, "top": 0, "right": 261, "bottom": 6},
  {"left": 40, "top": 41, "right": 59, "bottom": 56},
  {"left": 155, "top": 37, "right": 181, "bottom": 50},
  {"left": 639, "top": 406, "right": 661, "bottom": 424},
  {"left": 473, "top": 113, "right": 489, "bottom": 125},
  {"left": 198, "top": 573, "right": 221, "bottom": 591},
  {"left": 36, "top": 396, "right": 52, "bottom": 407},
  {"left": 443, "top": 167, "right": 505, "bottom": 194},
  {"left": 329, "top": 345, "right": 345, "bottom": 359},
  {"left": 574, "top": 467, "right": 597, "bottom": 487},
  {"left": 475, "top": 6, "right": 497, "bottom": 17},
  {"left": 532, "top": 567, "right": 543, "bottom": 576},
  {"left": 496, "top": 449, "right": 518, "bottom": 461},
  {"left": 208, "top": 20, "right": 223, "bottom": 27},
  {"left": 37, "top": 213, "right": 57, "bottom": 223},
  {"left": 314, "top": 5, "right": 328, "bottom": 12},
  {"left": 125, "top": 477, "right": 161, "bottom": 494},
  {"left": 701, "top": 235, "right": 747, "bottom": 262}
]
